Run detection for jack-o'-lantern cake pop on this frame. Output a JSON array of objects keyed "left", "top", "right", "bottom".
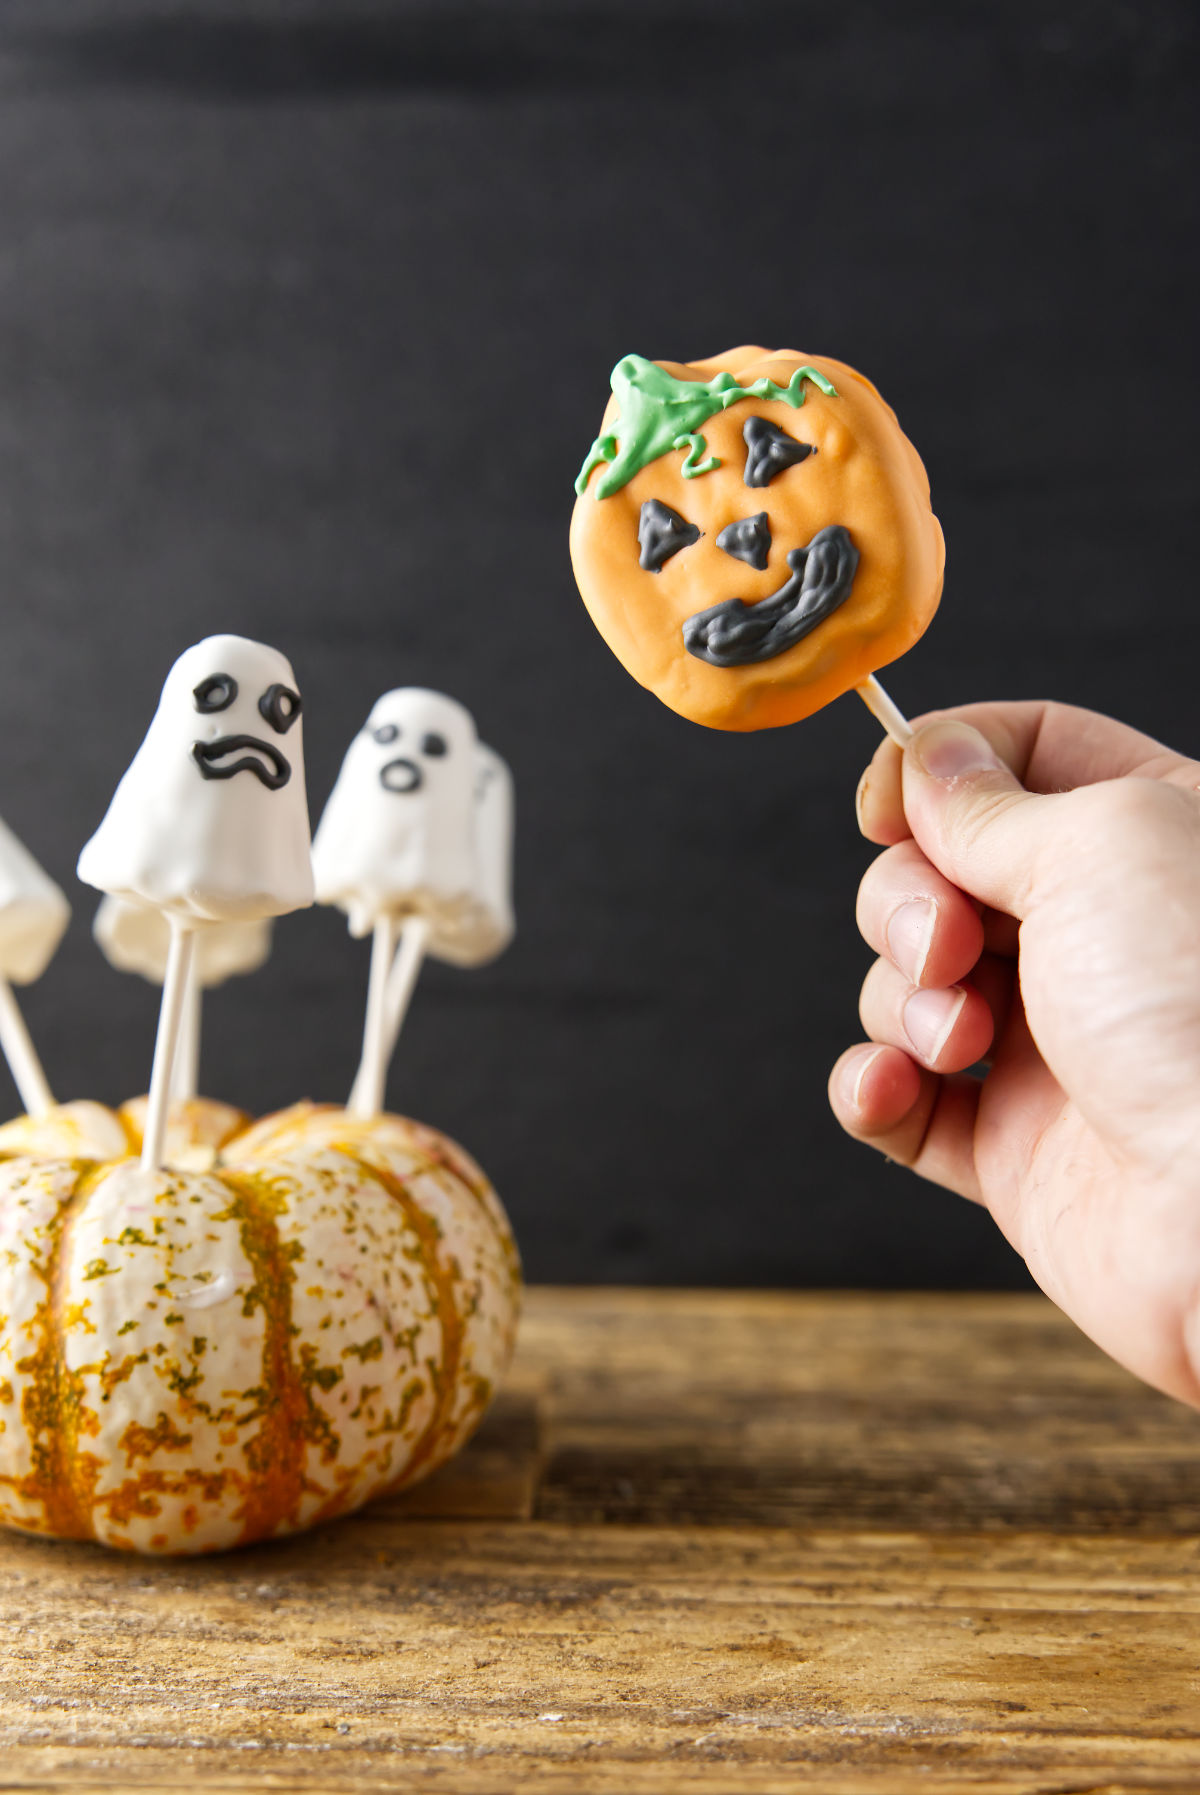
[{"left": 570, "top": 347, "right": 944, "bottom": 736}]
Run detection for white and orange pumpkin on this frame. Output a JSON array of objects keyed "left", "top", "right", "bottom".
[{"left": 0, "top": 1099, "right": 519, "bottom": 1554}]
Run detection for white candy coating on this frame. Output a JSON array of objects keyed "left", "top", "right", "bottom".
[
  {"left": 94, "top": 896, "right": 272, "bottom": 988},
  {"left": 430, "top": 743, "right": 515, "bottom": 967},
  {"left": 77, "top": 635, "right": 315, "bottom": 924},
  {"left": 0, "top": 815, "right": 70, "bottom": 985},
  {"left": 312, "top": 689, "right": 478, "bottom": 937}
]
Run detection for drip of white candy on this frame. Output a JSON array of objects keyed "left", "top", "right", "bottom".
[
  {"left": 78, "top": 635, "right": 314, "bottom": 1170},
  {"left": 428, "top": 743, "right": 515, "bottom": 969},
  {"left": 93, "top": 897, "right": 272, "bottom": 1101},
  {"left": 313, "top": 690, "right": 514, "bottom": 1119},
  {"left": 0, "top": 816, "right": 70, "bottom": 1115}
]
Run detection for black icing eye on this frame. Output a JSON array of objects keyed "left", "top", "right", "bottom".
[
  {"left": 193, "top": 674, "right": 237, "bottom": 714},
  {"left": 258, "top": 683, "right": 302, "bottom": 734},
  {"left": 637, "top": 498, "right": 701, "bottom": 572},
  {"left": 421, "top": 732, "right": 448, "bottom": 757},
  {"left": 743, "top": 416, "right": 815, "bottom": 488},
  {"left": 715, "top": 511, "right": 771, "bottom": 571},
  {"left": 371, "top": 722, "right": 399, "bottom": 744}
]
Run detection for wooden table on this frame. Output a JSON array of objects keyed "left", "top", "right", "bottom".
[{"left": 2, "top": 1288, "right": 1199, "bottom": 1791}]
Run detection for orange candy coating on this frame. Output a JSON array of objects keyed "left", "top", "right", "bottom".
[{"left": 569, "top": 347, "right": 945, "bottom": 731}]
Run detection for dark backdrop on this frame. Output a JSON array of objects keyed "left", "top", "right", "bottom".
[{"left": 0, "top": 1, "right": 1196, "bottom": 1286}]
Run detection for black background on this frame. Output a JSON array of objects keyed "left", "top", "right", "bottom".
[{"left": 0, "top": 1, "right": 1196, "bottom": 1287}]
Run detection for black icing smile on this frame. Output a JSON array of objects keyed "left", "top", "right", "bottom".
[
  {"left": 192, "top": 734, "right": 291, "bottom": 789},
  {"left": 380, "top": 756, "right": 423, "bottom": 794},
  {"left": 681, "top": 524, "right": 859, "bottom": 667}
]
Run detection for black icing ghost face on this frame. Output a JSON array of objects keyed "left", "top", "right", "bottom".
[
  {"left": 190, "top": 664, "right": 301, "bottom": 791},
  {"left": 75, "top": 632, "right": 315, "bottom": 923},
  {"left": 354, "top": 689, "right": 475, "bottom": 801}
]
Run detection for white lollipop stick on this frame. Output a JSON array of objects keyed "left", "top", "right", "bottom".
[
  {"left": 170, "top": 971, "right": 202, "bottom": 1104},
  {"left": 141, "top": 920, "right": 197, "bottom": 1172},
  {"left": 0, "top": 977, "right": 55, "bottom": 1117},
  {"left": 348, "top": 914, "right": 430, "bottom": 1113},
  {"left": 856, "top": 675, "right": 913, "bottom": 748},
  {"left": 382, "top": 913, "right": 431, "bottom": 1063},
  {"left": 348, "top": 913, "right": 401, "bottom": 1121}
]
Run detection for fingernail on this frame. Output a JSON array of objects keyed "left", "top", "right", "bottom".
[
  {"left": 848, "top": 1045, "right": 886, "bottom": 1110},
  {"left": 886, "top": 898, "right": 937, "bottom": 984},
  {"left": 854, "top": 767, "right": 871, "bottom": 832},
  {"left": 909, "top": 720, "right": 1006, "bottom": 781},
  {"left": 902, "top": 986, "right": 966, "bottom": 1062}
]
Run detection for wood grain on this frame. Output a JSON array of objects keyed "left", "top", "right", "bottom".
[
  {"left": 2, "top": 1287, "right": 1199, "bottom": 1792},
  {"left": 525, "top": 1290, "right": 1200, "bottom": 1532}
]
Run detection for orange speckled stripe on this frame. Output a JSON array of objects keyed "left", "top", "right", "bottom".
[
  {"left": 339, "top": 1150, "right": 464, "bottom": 1496},
  {"left": 114, "top": 1107, "right": 143, "bottom": 1157},
  {"left": 214, "top": 1169, "right": 336, "bottom": 1546},
  {"left": 8, "top": 1165, "right": 103, "bottom": 1540},
  {"left": 327, "top": 1119, "right": 521, "bottom": 1288}
]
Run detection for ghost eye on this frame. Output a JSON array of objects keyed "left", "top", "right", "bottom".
[
  {"left": 193, "top": 674, "right": 238, "bottom": 714},
  {"left": 422, "top": 733, "right": 448, "bottom": 757},
  {"left": 371, "top": 722, "right": 399, "bottom": 744},
  {"left": 258, "top": 683, "right": 302, "bottom": 734},
  {"left": 638, "top": 499, "right": 701, "bottom": 572},
  {"left": 742, "top": 416, "right": 815, "bottom": 488}
]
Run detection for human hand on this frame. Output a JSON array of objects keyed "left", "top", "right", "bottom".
[{"left": 828, "top": 702, "right": 1200, "bottom": 1408}]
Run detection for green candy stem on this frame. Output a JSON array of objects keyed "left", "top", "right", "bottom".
[
  {"left": 672, "top": 432, "right": 721, "bottom": 479},
  {"left": 574, "top": 354, "right": 837, "bottom": 499}
]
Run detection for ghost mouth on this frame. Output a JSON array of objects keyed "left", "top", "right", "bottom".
[
  {"left": 380, "top": 756, "right": 423, "bottom": 794},
  {"left": 681, "top": 524, "right": 859, "bottom": 668},
  {"left": 192, "top": 735, "right": 291, "bottom": 790}
]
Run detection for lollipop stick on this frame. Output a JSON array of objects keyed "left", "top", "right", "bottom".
[
  {"left": 855, "top": 675, "right": 913, "bottom": 748},
  {"left": 381, "top": 914, "right": 430, "bottom": 1067},
  {"left": 347, "top": 915, "right": 430, "bottom": 1115},
  {"left": 141, "top": 919, "right": 196, "bottom": 1172},
  {"left": 348, "top": 913, "right": 401, "bottom": 1121},
  {"left": 171, "top": 972, "right": 202, "bottom": 1104},
  {"left": 0, "top": 976, "right": 55, "bottom": 1117}
]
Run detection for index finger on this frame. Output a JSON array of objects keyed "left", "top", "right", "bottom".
[{"left": 856, "top": 699, "right": 1200, "bottom": 847}]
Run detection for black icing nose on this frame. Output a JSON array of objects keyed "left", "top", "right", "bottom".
[
  {"left": 716, "top": 511, "right": 771, "bottom": 571},
  {"left": 380, "top": 756, "right": 423, "bottom": 794}
]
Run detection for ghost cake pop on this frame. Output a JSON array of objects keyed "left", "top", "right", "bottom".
[
  {"left": 312, "top": 689, "right": 479, "bottom": 1118},
  {"left": 350, "top": 741, "right": 516, "bottom": 1113},
  {"left": 570, "top": 348, "right": 944, "bottom": 741},
  {"left": 78, "top": 635, "right": 314, "bottom": 1171},
  {"left": 78, "top": 635, "right": 313, "bottom": 921},
  {"left": 313, "top": 689, "right": 478, "bottom": 937},
  {"left": 0, "top": 815, "right": 70, "bottom": 1116},
  {"left": 93, "top": 896, "right": 272, "bottom": 1101}
]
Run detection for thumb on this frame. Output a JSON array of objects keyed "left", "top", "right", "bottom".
[{"left": 901, "top": 719, "right": 1058, "bottom": 920}]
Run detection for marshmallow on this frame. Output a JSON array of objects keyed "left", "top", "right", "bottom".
[
  {"left": 0, "top": 814, "right": 70, "bottom": 985},
  {"left": 77, "top": 635, "right": 315, "bottom": 924},
  {"left": 94, "top": 896, "right": 272, "bottom": 988},
  {"left": 430, "top": 743, "right": 514, "bottom": 968},
  {"left": 312, "top": 689, "right": 478, "bottom": 937}
]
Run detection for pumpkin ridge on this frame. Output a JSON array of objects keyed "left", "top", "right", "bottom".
[
  {"left": 401, "top": 1135, "right": 519, "bottom": 1270},
  {"left": 369, "top": 1129, "right": 519, "bottom": 1284},
  {"left": 226, "top": 1106, "right": 519, "bottom": 1289},
  {"left": 336, "top": 1149, "right": 464, "bottom": 1496},
  {"left": 405, "top": 1146, "right": 521, "bottom": 1313},
  {"left": 8, "top": 1163, "right": 104, "bottom": 1540},
  {"left": 212, "top": 1168, "right": 331, "bottom": 1545},
  {"left": 112, "top": 1106, "right": 142, "bottom": 1158}
]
